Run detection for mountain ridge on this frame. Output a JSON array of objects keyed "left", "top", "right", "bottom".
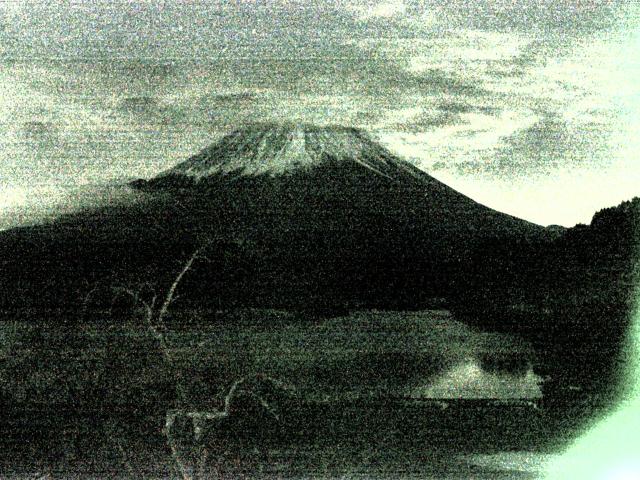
[{"left": 136, "top": 123, "right": 543, "bottom": 238}]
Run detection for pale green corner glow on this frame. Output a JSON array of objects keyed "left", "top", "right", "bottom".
[
  {"left": 544, "top": 405, "right": 640, "bottom": 479},
  {"left": 545, "top": 285, "right": 640, "bottom": 479}
]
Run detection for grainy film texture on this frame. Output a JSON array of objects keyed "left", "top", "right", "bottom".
[{"left": 0, "top": 1, "right": 639, "bottom": 479}]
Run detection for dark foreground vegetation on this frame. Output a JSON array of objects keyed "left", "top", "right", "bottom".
[
  {"left": 453, "top": 197, "right": 640, "bottom": 403},
  {"left": 1, "top": 393, "right": 597, "bottom": 479}
]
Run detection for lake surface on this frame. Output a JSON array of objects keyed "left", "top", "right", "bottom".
[
  {"left": 0, "top": 309, "right": 603, "bottom": 478},
  {"left": 1, "top": 398, "right": 597, "bottom": 479}
]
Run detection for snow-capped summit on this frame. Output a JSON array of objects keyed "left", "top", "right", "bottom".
[{"left": 160, "top": 122, "right": 420, "bottom": 180}]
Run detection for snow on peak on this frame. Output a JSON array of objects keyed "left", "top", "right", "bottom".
[{"left": 166, "top": 122, "right": 403, "bottom": 179}]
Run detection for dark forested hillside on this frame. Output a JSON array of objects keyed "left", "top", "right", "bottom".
[{"left": 453, "top": 197, "right": 640, "bottom": 400}]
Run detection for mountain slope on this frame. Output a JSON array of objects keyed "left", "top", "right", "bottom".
[
  {"left": 166, "top": 123, "right": 411, "bottom": 178},
  {"left": 0, "top": 123, "right": 546, "bottom": 312},
  {"left": 139, "top": 122, "right": 542, "bottom": 245},
  {"left": 131, "top": 123, "right": 545, "bottom": 309}
]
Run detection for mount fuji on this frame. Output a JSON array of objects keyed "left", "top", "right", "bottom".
[
  {"left": 131, "top": 122, "right": 545, "bottom": 309},
  {"left": 0, "top": 122, "right": 546, "bottom": 311}
]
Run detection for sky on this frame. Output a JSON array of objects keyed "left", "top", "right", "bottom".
[{"left": 0, "top": 0, "right": 639, "bottom": 226}]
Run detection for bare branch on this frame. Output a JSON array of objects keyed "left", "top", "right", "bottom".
[
  {"left": 111, "top": 286, "right": 173, "bottom": 362},
  {"left": 157, "top": 244, "right": 208, "bottom": 324},
  {"left": 80, "top": 282, "right": 99, "bottom": 317},
  {"left": 196, "top": 447, "right": 209, "bottom": 480},
  {"left": 164, "top": 410, "right": 195, "bottom": 480},
  {"left": 111, "top": 286, "right": 150, "bottom": 316},
  {"left": 224, "top": 376, "right": 247, "bottom": 413},
  {"left": 246, "top": 390, "right": 281, "bottom": 422}
]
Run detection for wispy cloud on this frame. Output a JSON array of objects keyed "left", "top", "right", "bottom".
[
  {"left": 0, "top": 1, "right": 637, "bottom": 225},
  {"left": 348, "top": 0, "right": 408, "bottom": 20}
]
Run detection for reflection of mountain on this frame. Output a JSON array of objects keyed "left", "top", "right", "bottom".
[
  {"left": 412, "top": 360, "right": 542, "bottom": 400},
  {"left": 0, "top": 123, "right": 544, "bottom": 311}
]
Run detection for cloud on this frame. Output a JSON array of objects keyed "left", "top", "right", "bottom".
[
  {"left": 0, "top": 35, "right": 608, "bottom": 188},
  {"left": 0, "top": 50, "right": 405, "bottom": 192},
  {"left": 0, "top": 1, "right": 637, "bottom": 226},
  {"left": 378, "top": 99, "right": 501, "bottom": 134},
  {"left": 348, "top": 0, "right": 408, "bottom": 20},
  {"left": 404, "top": 0, "right": 630, "bottom": 35},
  {"left": 118, "top": 96, "right": 161, "bottom": 115},
  {"left": 410, "top": 68, "right": 488, "bottom": 97},
  {"left": 375, "top": 107, "right": 539, "bottom": 172},
  {"left": 449, "top": 114, "right": 611, "bottom": 178},
  {"left": 2, "top": 1, "right": 630, "bottom": 62},
  {"left": 21, "top": 120, "right": 58, "bottom": 142},
  {"left": 359, "top": 21, "right": 638, "bottom": 203},
  {"left": 0, "top": 1, "right": 362, "bottom": 60}
]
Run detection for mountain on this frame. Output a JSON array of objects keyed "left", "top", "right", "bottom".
[
  {"left": 0, "top": 122, "right": 546, "bottom": 313},
  {"left": 133, "top": 122, "right": 546, "bottom": 309},
  {"left": 0, "top": 121, "right": 636, "bottom": 410},
  {"left": 160, "top": 122, "right": 420, "bottom": 179}
]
